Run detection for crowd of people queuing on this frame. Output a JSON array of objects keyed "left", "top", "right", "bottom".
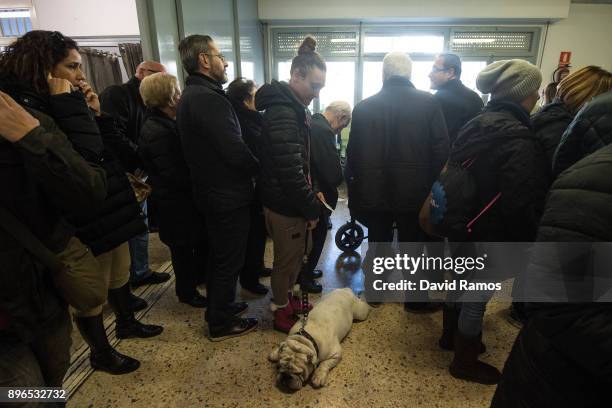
[{"left": 0, "top": 28, "right": 611, "bottom": 407}]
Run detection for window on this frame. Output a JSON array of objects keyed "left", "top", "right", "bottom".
[
  {"left": 270, "top": 27, "right": 540, "bottom": 109},
  {"left": 318, "top": 61, "right": 355, "bottom": 110},
  {"left": 364, "top": 34, "right": 444, "bottom": 54},
  {"left": 0, "top": 8, "right": 32, "bottom": 38},
  {"left": 459, "top": 60, "right": 489, "bottom": 95}
]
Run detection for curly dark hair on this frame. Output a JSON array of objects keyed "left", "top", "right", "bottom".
[{"left": 0, "top": 30, "right": 79, "bottom": 94}]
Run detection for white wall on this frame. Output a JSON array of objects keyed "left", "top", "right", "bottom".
[
  {"left": 32, "top": 0, "right": 139, "bottom": 37},
  {"left": 540, "top": 3, "right": 612, "bottom": 84},
  {"left": 259, "top": 0, "right": 571, "bottom": 21}
]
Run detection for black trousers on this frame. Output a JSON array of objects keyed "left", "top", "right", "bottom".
[
  {"left": 169, "top": 235, "right": 208, "bottom": 300},
  {"left": 304, "top": 211, "right": 330, "bottom": 276},
  {"left": 362, "top": 212, "right": 443, "bottom": 301},
  {"left": 239, "top": 200, "right": 266, "bottom": 288},
  {"left": 204, "top": 206, "right": 250, "bottom": 327}
]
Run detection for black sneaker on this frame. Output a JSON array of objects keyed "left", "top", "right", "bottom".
[
  {"left": 132, "top": 271, "right": 171, "bottom": 288},
  {"left": 208, "top": 317, "right": 258, "bottom": 342},
  {"left": 241, "top": 282, "right": 269, "bottom": 296}
]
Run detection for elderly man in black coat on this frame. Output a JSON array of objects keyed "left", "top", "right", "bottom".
[
  {"left": 177, "top": 35, "right": 259, "bottom": 341},
  {"left": 346, "top": 51, "right": 449, "bottom": 309},
  {"left": 100, "top": 60, "right": 170, "bottom": 288}
]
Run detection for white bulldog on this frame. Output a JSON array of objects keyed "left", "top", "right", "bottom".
[{"left": 269, "top": 288, "right": 371, "bottom": 390}]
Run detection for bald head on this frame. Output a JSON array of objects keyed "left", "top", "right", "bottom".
[{"left": 135, "top": 61, "right": 166, "bottom": 80}]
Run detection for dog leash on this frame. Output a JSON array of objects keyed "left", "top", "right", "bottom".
[{"left": 297, "top": 226, "right": 319, "bottom": 358}]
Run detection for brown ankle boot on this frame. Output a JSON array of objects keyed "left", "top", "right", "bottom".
[{"left": 449, "top": 332, "right": 500, "bottom": 385}]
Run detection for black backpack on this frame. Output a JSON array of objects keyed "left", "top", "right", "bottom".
[{"left": 428, "top": 157, "right": 501, "bottom": 240}]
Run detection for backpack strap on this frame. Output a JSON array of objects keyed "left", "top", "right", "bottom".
[{"left": 466, "top": 192, "right": 502, "bottom": 233}]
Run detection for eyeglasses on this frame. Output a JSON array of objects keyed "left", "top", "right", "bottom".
[
  {"left": 204, "top": 53, "right": 227, "bottom": 62},
  {"left": 142, "top": 68, "right": 162, "bottom": 74}
]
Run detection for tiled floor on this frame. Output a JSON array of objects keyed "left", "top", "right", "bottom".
[{"left": 68, "top": 196, "right": 519, "bottom": 407}]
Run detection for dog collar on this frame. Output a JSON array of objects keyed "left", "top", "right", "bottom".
[{"left": 297, "top": 328, "right": 319, "bottom": 357}]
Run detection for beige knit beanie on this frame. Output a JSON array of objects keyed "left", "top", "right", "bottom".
[{"left": 476, "top": 59, "right": 542, "bottom": 102}]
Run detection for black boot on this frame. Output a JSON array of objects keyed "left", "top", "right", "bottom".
[
  {"left": 449, "top": 332, "right": 500, "bottom": 385},
  {"left": 439, "top": 306, "right": 486, "bottom": 354},
  {"left": 75, "top": 315, "right": 140, "bottom": 375},
  {"left": 108, "top": 283, "right": 164, "bottom": 339}
]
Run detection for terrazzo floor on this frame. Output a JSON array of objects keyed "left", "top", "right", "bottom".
[{"left": 68, "top": 195, "right": 520, "bottom": 408}]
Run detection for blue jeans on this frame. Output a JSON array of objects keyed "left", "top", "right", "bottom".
[{"left": 129, "top": 200, "right": 151, "bottom": 283}]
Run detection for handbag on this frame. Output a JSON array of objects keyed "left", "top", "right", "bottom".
[{"left": 0, "top": 207, "right": 106, "bottom": 311}]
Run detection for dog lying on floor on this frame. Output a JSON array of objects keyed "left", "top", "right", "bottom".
[{"left": 269, "top": 288, "right": 371, "bottom": 390}]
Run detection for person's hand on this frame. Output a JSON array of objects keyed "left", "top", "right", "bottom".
[
  {"left": 78, "top": 80, "right": 101, "bottom": 116},
  {"left": 0, "top": 91, "right": 40, "bottom": 143},
  {"left": 47, "top": 74, "right": 72, "bottom": 95},
  {"left": 306, "top": 218, "right": 319, "bottom": 230}
]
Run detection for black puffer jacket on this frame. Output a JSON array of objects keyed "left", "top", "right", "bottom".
[
  {"left": 531, "top": 100, "right": 574, "bottom": 169},
  {"left": 178, "top": 73, "right": 258, "bottom": 213},
  {"left": 68, "top": 114, "right": 146, "bottom": 256},
  {"left": 139, "top": 109, "right": 202, "bottom": 246},
  {"left": 44, "top": 91, "right": 145, "bottom": 255},
  {"left": 255, "top": 80, "right": 320, "bottom": 220},
  {"left": 492, "top": 144, "right": 612, "bottom": 408},
  {"left": 434, "top": 78, "right": 484, "bottom": 145},
  {"left": 311, "top": 113, "right": 343, "bottom": 210},
  {"left": 0, "top": 97, "right": 106, "bottom": 345},
  {"left": 450, "top": 101, "right": 549, "bottom": 241},
  {"left": 8, "top": 84, "right": 146, "bottom": 256},
  {"left": 346, "top": 76, "right": 449, "bottom": 216},
  {"left": 552, "top": 91, "right": 612, "bottom": 176}
]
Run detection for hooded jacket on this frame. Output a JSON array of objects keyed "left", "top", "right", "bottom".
[
  {"left": 552, "top": 90, "right": 612, "bottom": 177},
  {"left": 450, "top": 100, "right": 549, "bottom": 241},
  {"left": 492, "top": 144, "right": 612, "bottom": 408},
  {"left": 531, "top": 100, "right": 574, "bottom": 169},
  {"left": 255, "top": 80, "right": 320, "bottom": 220}
]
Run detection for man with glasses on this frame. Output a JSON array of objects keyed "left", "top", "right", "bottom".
[
  {"left": 177, "top": 34, "right": 259, "bottom": 341},
  {"left": 429, "top": 54, "right": 484, "bottom": 145},
  {"left": 100, "top": 60, "right": 171, "bottom": 300}
]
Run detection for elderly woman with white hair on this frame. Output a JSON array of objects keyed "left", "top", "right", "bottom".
[
  {"left": 138, "top": 72, "right": 208, "bottom": 308},
  {"left": 299, "top": 100, "right": 352, "bottom": 293}
]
